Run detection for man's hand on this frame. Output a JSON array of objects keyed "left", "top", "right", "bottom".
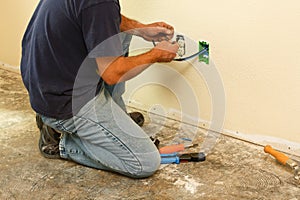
[
  {"left": 120, "top": 16, "right": 174, "bottom": 42},
  {"left": 139, "top": 22, "right": 175, "bottom": 42},
  {"left": 150, "top": 41, "right": 179, "bottom": 63}
]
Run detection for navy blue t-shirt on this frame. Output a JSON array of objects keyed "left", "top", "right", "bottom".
[{"left": 21, "top": 0, "right": 123, "bottom": 119}]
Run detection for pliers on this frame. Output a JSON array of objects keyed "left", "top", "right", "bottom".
[
  {"left": 159, "top": 144, "right": 206, "bottom": 164},
  {"left": 160, "top": 152, "right": 206, "bottom": 164}
]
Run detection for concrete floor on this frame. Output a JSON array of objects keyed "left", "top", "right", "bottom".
[{"left": 1, "top": 66, "right": 300, "bottom": 200}]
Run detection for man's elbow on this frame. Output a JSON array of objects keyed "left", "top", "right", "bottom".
[
  {"left": 96, "top": 57, "right": 124, "bottom": 85},
  {"left": 101, "top": 73, "right": 120, "bottom": 85}
]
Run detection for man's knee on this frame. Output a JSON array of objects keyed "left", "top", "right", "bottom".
[{"left": 126, "top": 150, "right": 161, "bottom": 179}]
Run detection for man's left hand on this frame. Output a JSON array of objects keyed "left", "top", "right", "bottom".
[{"left": 139, "top": 22, "right": 174, "bottom": 42}]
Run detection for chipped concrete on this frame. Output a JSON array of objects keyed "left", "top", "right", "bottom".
[{"left": 1, "top": 66, "right": 300, "bottom": 200}]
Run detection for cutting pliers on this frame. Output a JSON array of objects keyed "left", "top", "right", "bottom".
[{"left": 159, "top": 144, "right": 206, "bottom": 164}]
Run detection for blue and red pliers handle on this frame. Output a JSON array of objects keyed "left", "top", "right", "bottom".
[
  {"left": 160, "top": 153, "right": 180, "bottom": 164},
  {"left": 160, "top": 152, "right": 206, "bottom": 164}
]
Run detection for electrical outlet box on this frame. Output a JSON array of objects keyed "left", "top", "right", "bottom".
[
  {"left": 176, "top": 35, "right": 185, "bottom": 57},
  {"left": 199, "top": 41, "right": 209, "bottom": 64}
]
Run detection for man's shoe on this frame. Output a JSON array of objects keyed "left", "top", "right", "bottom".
[
  {"left": 129, "top": 112, "right": 144, "bottom": 127},
  {"left": 36, "top": 114, "right": 61, "bottom": 159}
]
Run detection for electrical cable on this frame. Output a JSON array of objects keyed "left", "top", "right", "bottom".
[{"left": 152, "top": 40, "right": 208, "bottom": 62}]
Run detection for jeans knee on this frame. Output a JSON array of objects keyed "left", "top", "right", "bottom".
[{"left": 127, "top": 150, "right": 161, "bottom": 179}]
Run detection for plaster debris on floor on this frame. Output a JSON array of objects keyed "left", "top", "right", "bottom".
[{"left": 1, "top": 66, "right": 300, "bottom": 200}]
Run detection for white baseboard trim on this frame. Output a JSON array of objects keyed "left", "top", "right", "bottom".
[
  {"left": 126, "top": 99, "right": 300, "bottom": 158},
  {"left": 0, "top": 61, "right": 20, "bottom": 73}
]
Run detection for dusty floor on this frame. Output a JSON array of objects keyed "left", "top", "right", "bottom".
[{"left": 1, "top": 66, "right": 300, "bottom": 200}]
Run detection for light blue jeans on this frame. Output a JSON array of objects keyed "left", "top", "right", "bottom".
[
  {"left": 41, "top": 82, "right": 161, "bottom": 178},
  {"left": 40, "top": 33, "right": 161, "bottom": 178}
]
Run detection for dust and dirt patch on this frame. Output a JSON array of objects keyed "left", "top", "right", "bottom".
[
  {"left": 158, "top": 165, "right": 203, "bottom": 195},
  {"left": 0, "top": 109, "right": 31, "bottom": 130},
  {"left": 174, "top": 175, "right": 203, "bottom": 194}
]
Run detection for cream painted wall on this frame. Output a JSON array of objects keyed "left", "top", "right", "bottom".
[
  {"left": 121, "top": 0, "right": 300, "bottom": 144},
  {"left": 1, "top": 0, "right": 299, "bottom": 146},
  {"left": 0, "top": 0, "right": 38, "bottom": 66}
]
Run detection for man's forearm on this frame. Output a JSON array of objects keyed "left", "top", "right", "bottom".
[
  {"left": 96, "top": 50, "right": 157, "bottom": 85},
  {"left": 96, "top": 40, "right": 178, "bottom": 85},
  {"left": 120, "top": 15, "right": 146, "bottom": 36},
  {"left": 96, "top": 16, "right": 178, "bottom": 85}
]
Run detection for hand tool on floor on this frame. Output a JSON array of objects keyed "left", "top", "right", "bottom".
[
  {"left": 159, "top": 143, "right": 206, "bottom": 164},
  {"left": 159, "top": 143, "right": 198, "bottom": 154},
  {"left": 264, "top": 145, "right": 300, "bottom": 180},
  {"left": 160, "top": 152, "right": 206, "bottom": 164}
]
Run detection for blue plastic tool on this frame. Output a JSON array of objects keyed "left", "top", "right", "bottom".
[
  {"left": 160, "top": 153, "right": 180, "bottom": 164},
  {"left": 160, "top": 152, "right": 206, "bottom": 164}
]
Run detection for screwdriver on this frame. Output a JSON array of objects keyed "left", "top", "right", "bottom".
[
  {"left": 159, "top": 143, "right": 198, "bottom": 154},
  {"left": 264, "top": 145, "right": 300, "bottom": 180}
]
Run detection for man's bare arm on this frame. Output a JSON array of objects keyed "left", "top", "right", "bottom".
[
  {"left": 120, "top": 15, "right": 174, "bottom": 41},
  {"left": 120, "top": 15, "right": 144, "bottom": 33},
  {"left": 96, "top": 15, "right": 177, "bottom": 85},
  {"left": 96, "top": 41, "right": 178, "bottom": 85}
]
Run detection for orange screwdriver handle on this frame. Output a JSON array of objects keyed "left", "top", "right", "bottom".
[
  {"left": 159, "top": 144, "right": 185, "bottom": 154},
  {"left": 264, "top": 145, "right": 289, "bottom": 165}
]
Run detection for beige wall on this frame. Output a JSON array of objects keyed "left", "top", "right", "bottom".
[
  {"left": 121, "top": 0, "right": 300, "bottom": 146},
  {"left": 0, "top": 0, "right": 38, "bottom": 66},
  {"left": 1, "top": 1, "right": 299, "bottom": 148}
]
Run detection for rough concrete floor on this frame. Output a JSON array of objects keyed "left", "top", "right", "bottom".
[{"left": 1, "top": 66, "right": 300, "bottom": 200}]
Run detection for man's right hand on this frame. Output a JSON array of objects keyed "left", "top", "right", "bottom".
[
  {"left": 150, "top": 41, "right": 179, "bottom": 63},
  {"left": 96, "top": 41, "right": 179, "bottom": 85}
]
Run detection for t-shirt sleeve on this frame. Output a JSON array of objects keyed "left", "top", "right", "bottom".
[{"left": 80, "top": 2, "right": 122, "bottom": 58}]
